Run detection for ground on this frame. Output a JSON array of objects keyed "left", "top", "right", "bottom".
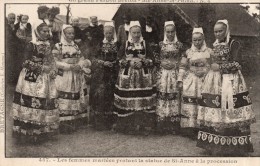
[{"left": 5, "top": 75, "right": 260, "bottom": 157}]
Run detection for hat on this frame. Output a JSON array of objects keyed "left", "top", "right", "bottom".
[
  {"left": 164, "top": 21, "right": 175, "bottom": 27},
  {"left": 37, "top": 5, "right": 49, "bottom": 13},
  {"left": 104, "top": 21, "right": 115, "bottom": 28},
  {"left": 163, "top": 21, "right": 178, "bottom": 44},
  {"left": 129, "top": 21, "right": 141, "bottom": 29},
  {"left": 47, "top": 7, "right": 60, "bottom": 16},
  {"left": 90, "top": 16, "right": 98, "bottom": 21},
  {"left": 192, "top": 27, "right": 204, "bottom": 34}
]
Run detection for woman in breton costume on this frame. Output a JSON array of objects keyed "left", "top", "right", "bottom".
[
  {"left": 177, "top": 27, "right": 211, "bottom": 139},
  {"left": 53, "top": 24, "right": 91, "bottom": 133},
  {"left": 114, "top": 21, "right": 156, "bottom": 135},
  {"left": 90, "top": 21, "right": 119, "bottom": 130},
  {"left": 196, "top": 20, "right": 255, "bottom": 156},
  {"left": 12, "top": 21, "right": 59, "bottom": 143},
  {"left": 155, "top": 21, "right": 185, "bottom": 134}
]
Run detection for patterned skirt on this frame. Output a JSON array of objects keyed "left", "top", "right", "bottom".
[
  {"left": 180, "top": 71, "right": 203, "bottom": 136},
  {"left": 114, "top": 66, "right": 156, "bottom": 133},
  {"left": 156, "top": 68, "right": 180, "bottom": 133},
  {"left": 12, "top": 68, "right": 59, "bottom": 137},
  {"left": 196, "top": 70, "right": 255, "bottom": 155},
  {"left": 55, "top": 71, "right": 88, "bottom": 131}
]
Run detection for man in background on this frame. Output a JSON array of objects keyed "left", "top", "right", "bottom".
[
  {"left": 117, "top": 14, "right": 131, "bottom": 47},
  {"left": 86, "top": 16, "right": 104, "bottom": 47}
]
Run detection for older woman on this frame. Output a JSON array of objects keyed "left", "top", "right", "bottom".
[
  {"left": 196, "top": 20, "right": 255, "bottom": 156},
  {"left": 114, "top": 21, "right": 156, "bottom": 135},
  {"left": 177, "top": 27, "right": 211, "bottom": 139},
  {"left": 89, "top": 21, "right": 119, "bottom": 130},
  {"left": 12, "top": 21, "right": 59, "bottom": 143},
  {"left": 155, "top": 21, "right": 186, "bottom": 134}
]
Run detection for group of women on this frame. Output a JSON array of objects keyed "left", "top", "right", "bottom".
[{"left": 11, "top": 16, "right": 256, "bottom": 156}]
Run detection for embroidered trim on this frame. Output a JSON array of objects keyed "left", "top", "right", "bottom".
[
  {"left": 157, "top": 92, "right": 178, "bottom": 100},
  {"left": 13, "top": 91, "right": 58, "bottom": 110},
  {"left": 115, "top": 85, "right": 155, "bottom": 91},
  {"left": 199, "top": 91, "right": 252, "bottom": 108},
  {"left": 59, "top": 113, "right": 88, "bottom": 121},
  {"left": 197, "top": 118, "right": 256, "bottom": 129},
  {"left": 182, "top": 96, "right": 198, "bottom": 105},
  {"left": 198, "top": 131, "right": 252, "bottom": 146},
  {"left": 114, "top": 87, "right": 156, "bottom": 98},
  {"left": 12, "top": 116, "right": 59, "bottom": 126},
  {"left": 13, "top": 125, "right": 58, "bottom": 135},
  {"left": 58, "top": 91, "right": 81, "bottom": 100}
]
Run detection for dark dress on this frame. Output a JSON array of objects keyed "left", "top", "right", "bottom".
[
  {"left": 196, "top": 39, "right": 256, "bottom": 156},
  {"left": 143, "top": 24, "right": 159, "bottom": 46},
  {"left": 6, "top": 21, "right": 19, "bottom": 84},
  {"left": 89, "top": 41, "right": 119, "bottom": 130},
  {"left": 114, "top": 40, "right": 156, "bottom": 135},
  {"left": 86, "top": 25, "right": 104, "bottom": 47}
]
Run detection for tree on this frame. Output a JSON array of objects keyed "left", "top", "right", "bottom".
[{"left": 65, "top": 4, "right": 71, "bottom": 24}]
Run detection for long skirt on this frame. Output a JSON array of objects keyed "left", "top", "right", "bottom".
[
  {"left": 156, "top": 68, "right": 180, "bottom": 134},
  {"left": 196, "top": 70, "right": 255, "bottom": 155},
  {"left": 12, "top": 68, "right": 59, "bottom": 141},
  {"left": 55, "top": 70, "right": 88, "bottom": 132},
  {"left": 180, "top": 71, "right": 203, "bottom": 137},
  {"left": 114, "top": 66, "right": 156, "bottom": 134},
  {"left": 90, "top": 65, "right": 117, "bottom": 130}
]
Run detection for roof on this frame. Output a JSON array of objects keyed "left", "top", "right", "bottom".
[
  {"left": 176, "top": 4, "right": 260, "bottom": 37},
  {"left": 113, "top": 4, "right": 260, "bottom": 37}
]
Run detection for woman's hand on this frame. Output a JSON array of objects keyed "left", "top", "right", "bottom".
[
  {"left": 195, "top": 70, "right": 206, "bottom": 77},
  {"left": 49, "top": 70, "right": 57, "bottom": 79},
  {"left": 211, "top": 63, "right": 220, "bottom": 71},
  {"left": 120, "top": 60, "right": 128, "bottom": 67},
  {"left": 161, "top": 60, "right": 174, "bottom": 70},
  {"left": 71, "top": 64, "right": 81, "bottom": 72},
  {"left": 104, "top": 61, "right": 113, "bottom": 68},
  {"left": 75, "top": 39, "right": 82, "bottom": 43},
  {"left": 142, "top": 59, "right": 151, "bottom": 66},
  {"left": 43, "top": 66, "right": 51, "bottom": 74},
  {"left": 83, "top": 68, "right": 91, "bottom": 74},
  {"left": 134, "top": 61, "right": 142, "bottom": 69}
]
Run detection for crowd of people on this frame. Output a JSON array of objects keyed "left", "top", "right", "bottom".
[{"left": 6, "top": 5, "right": 256, "bottom": 157}]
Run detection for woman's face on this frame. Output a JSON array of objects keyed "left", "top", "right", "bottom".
[
  {"left": 64, "top": 27, "right": 75, "bottom": 42},
  {"left": 38, "top": 25, "right": 50, "bottom": 40},
  {"left": 104, "top": 27, "right": 114, "bottom": 42},
  {"left": 165, "top": 25, "right": 175, "bottom": 42},
  {"left": 72, "top": 19, "right": 79, "bottom": 27},
  {"left": 130, "top": 26, "right": 141, "bottom": 42},
  {"left": 192, "top": 33, "right": 204, "bottom": 49},
  {"left": 38, "top": 12, "right": 47, "bottom": 20},
  {"left": 8, "top": 14, "right": 16, "bottom": 24},
  {"left": 214, "top": 23, "right": 227, "bottom": 41},
  {"left": 21, "top": 15, "right": 29, "bottom": 24}
]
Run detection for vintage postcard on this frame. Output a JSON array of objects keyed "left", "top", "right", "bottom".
[{"left": 0, "top": 0, "right": 260, "bottom": 165}]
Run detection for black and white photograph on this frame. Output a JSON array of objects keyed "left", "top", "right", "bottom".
[{"left": 2, "top": 1, "right": 260, "bottom": 160}]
